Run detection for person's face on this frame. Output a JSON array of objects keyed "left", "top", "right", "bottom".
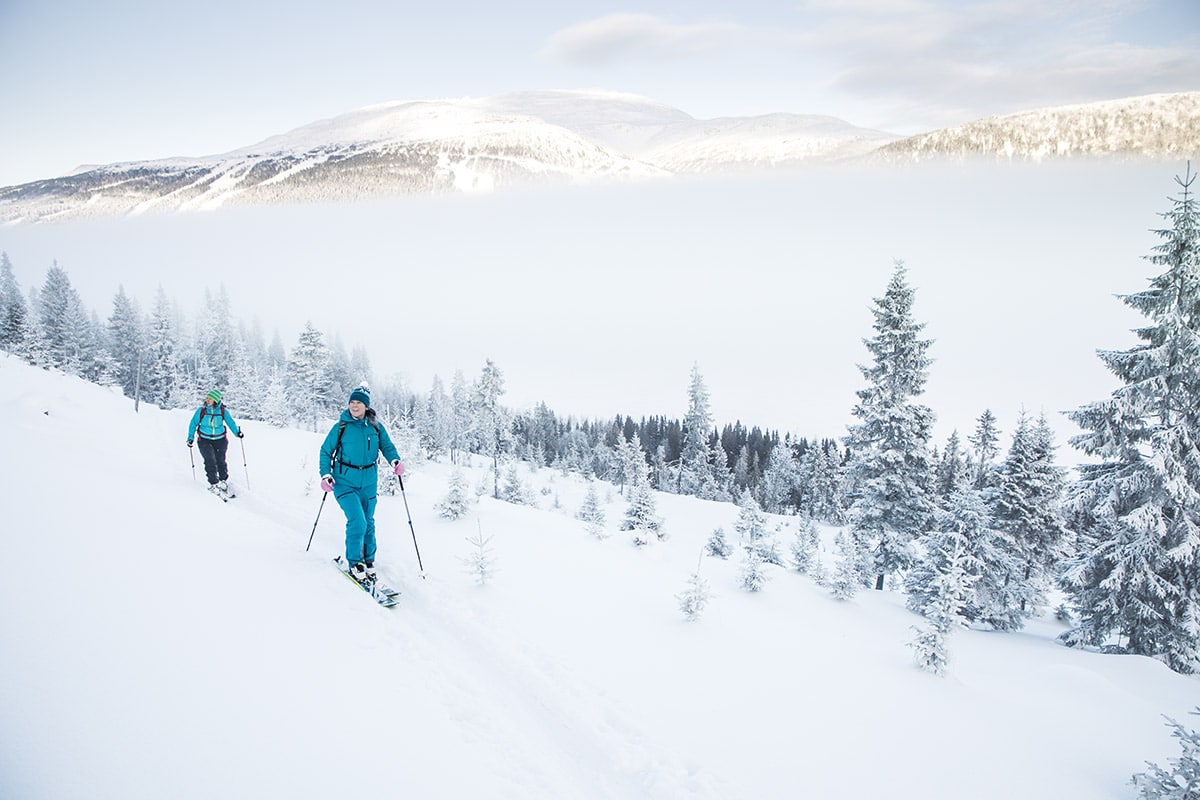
[
  {"left": 204, "top": 398, "right": 214, "bottom": 407},
  {"left": 348, "top": 400, "right": 366, "bottom": 419}
]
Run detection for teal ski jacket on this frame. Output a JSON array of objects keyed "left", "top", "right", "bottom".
[
  {"left": 319, "top": 409, "right": 400, "bottom": 493},
  {"left": 187, "top": 403, "right": 241, "bottom": 441}
]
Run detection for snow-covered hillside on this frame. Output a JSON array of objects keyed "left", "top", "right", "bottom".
[
  {"left": 4, "top": 89, "right": 1194, "bottom": 223},
  {"left": 0, "top": 355, "right": 1195, "bottom": 800},
  {"left": 874, "top": 91, "right": 1200, "bottom": 162}
]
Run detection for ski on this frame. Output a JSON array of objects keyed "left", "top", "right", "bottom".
[
  {"left": 332, "top": 556, "right": 399, "bottom": 607},
  {"left": 207, "top": 484, "right": 236, "bottom": 502}
]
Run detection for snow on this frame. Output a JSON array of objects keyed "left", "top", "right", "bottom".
[{"left": 1, "top": 355, "right": 1195, "bottom": 799}]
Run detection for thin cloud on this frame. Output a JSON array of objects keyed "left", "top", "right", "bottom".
[
  {"left": 791, "top": 0, "right": 1200, "bottom": 127},
  {"left": 541, "top": 13, "right": 748, "bottom": 65}
]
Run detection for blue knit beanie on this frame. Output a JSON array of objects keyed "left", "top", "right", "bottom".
[{"left": 348, "top": 385, "right": 371, "bottom": 406}]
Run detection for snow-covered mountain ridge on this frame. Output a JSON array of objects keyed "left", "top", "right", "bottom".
[
  {"left": 1, "top": 89, "right": 1196, "bottom": 223},
  {"left": 873, "top": 91, "right": 1200, "bottom": 163}
]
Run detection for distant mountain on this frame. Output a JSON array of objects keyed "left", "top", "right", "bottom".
[
  {"left": 2, "top": 90, "right": 1195, "bottom": 223},
  {"left": 871, "top": 91, "right": 1200, "bottom": 162}
]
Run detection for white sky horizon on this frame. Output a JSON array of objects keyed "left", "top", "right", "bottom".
[{"left": 1, "top": 0, "right": 1198, "bottom": 188}]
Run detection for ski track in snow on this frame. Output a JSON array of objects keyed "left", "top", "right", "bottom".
[{"left": 383, "top": 567, "right": 725, "bottom": 799}]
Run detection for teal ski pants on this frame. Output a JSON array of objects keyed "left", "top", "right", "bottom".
[{"left": 334, "top": 485, "right": 378, "bottom": 566}]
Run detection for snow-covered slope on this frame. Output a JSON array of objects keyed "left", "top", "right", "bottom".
[
  {"left": 873, "top": 91, "right": 1200, "bottom": 162},
  {"left": 0, "top": 98, "right": 666, "bottom": 223},
  {"left": 0, "top": 355, "right": 1195, "bottom": 800},
  {"left": 2, "top": 90, "right": 1195, "bottom": 223}
]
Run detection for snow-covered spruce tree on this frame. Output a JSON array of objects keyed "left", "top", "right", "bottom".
[
  {"left": 141, "top": 286, "right": 179, "bottom": 408},
  {"left": 449, "top": 370, "right": 473, "bottom": 465},
  {"left": 437, "top": 465, "right": 473, "bottom": 520},
  {"left": 830, "top": 530, "right": 867, "bottom": 600},
  {"left": 844, "top": 261, "right": 937, "bottom": 590},
  {"left": 620, "top": 437, "right": 663, "bottom": 546},
  {"left": 697, "top": 439, "right": 734, "bottom": 502},
  {"left": 734, "top": 488, "right": 783, "bottom": 566},
  {"left": 908, "top": 539, "right": 977, "bottom": 677},
  {"left": 577, "top": 480, "right": 607, "bottom": 538},
  {"left": 1131, "top": 708, "right": 1200, "bottom": 799},
  {"left": 0, "top": 252, "right": 31, "bottom": 358},
  {"left": 760, "top": 439, "right": 799, "bottom": 514},
  {"left": 106, "top": 286, "right": 146, "bottom": 401},
  {"left": 1061, "top": 166, "right": 1200, "bottom": 674},
  {"left": 905, "top": 488, "right": 1003, "bottom": 624},
  {"left": 968, "top": 409, "right": 1002, "bottom": 490},
  {"left": 461, "top": 523, "right": 497, "bottom": 586},
  {"left": 990, "top": 411, "right": 1070, "bottom": 624},
  {"left": 621, "top": 479, "right": 664, "bottom": 546},
  {"left": 196, "top": 287, "right": 237, "bottom": 391},
  {"left": 417, "top": 374, "right": 454, "bottom": 460},
  {"left": 677, "top": 554, "right": 713, "bottom": 620},
  {"left": 286, "top": 322, "right": 336, "bottom": 431},
  {"left": 804, "top": 442, "right": 846, "bottom": 524},
  {"left": 260, "top": 364, "right": 291, "bottom": 427},
  {"left": 472, "top": 359, "right": 511, "bottom": 499},
  {"left": 706, "top": 526, "right": 732, "bottom": 558},
  {"left": 791, "top": 517, "right": 822, "bottom": 574},
  {"left": 739, "top": 543, "right": 770, "bottom": 592},
  {"left": 38, "top": 262, "right": 99, "bottom": 377},
  {"left": 935, "top": 430, "right": 970, "bottom": 501},
  {"left": 734, "top": 487, "right": 767, "bottom": 541},
  {"left": 677, "top": 363, "right": 714, "bottom": 495},
  {"left": 615, "top": 432, "right": 647, "bottom": 496},
  {"left": 500, "top": 462, "right": 530, "bottom": 505}
]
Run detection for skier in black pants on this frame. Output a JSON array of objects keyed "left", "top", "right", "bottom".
[{"left": 187, "top": 389, "right": 243, "bottom": 496}]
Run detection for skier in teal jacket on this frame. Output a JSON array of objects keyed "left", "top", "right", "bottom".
[
  {"left": 186, "top": 389, "right": 243, "bottom": 495},
  {"left": 319, "top": 385, "right": 404, "bottom": 584}
]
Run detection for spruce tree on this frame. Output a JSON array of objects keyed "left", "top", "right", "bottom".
[
  {"left": 437, "top": 466, "right": 472, "bottom": 520},
  {"left": 760, "top": 440, "right": 799, "bottom": 514},
  {"left": 286, "top": 322, "right": 335, "bottom": 431},
  {"left": 990, "top": 411, "right": 1069, "bottom": 624},
  {"left": 106, "top": 286, "right": 145, "bottom": 399},
  {"left": 1062, "top": 166, "right": 1200, "bottom": 674},
  {"left": 0, "top": 252, "right": 30, "bottom": 357},
  {"left": 969, "top": 410, "right": 1002, "bottom": 490},
  {"left": 844, "top": 262, "right": 937, "bottom": 590},
  {"left": 677, "top": 554, "right": 713, "bottom": 620},
  {"left": 1131, "top": 708, "right": 1200, "bottom": 799},
  {"left": 577, "top": 480, "right": 607, "bottom": 538},
  {"left": 142, "top": 287, "right": 179, "bottom": 407},
  {"left": 678, "top": 363, "right": 714, "bottom": 495}
]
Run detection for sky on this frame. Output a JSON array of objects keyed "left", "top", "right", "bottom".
[
  {"left": 2, "top": 355, "right": 1197, "bottom": 800},
  {"left": 1, "top": 0, "right": 1199, "bottom": 187}
]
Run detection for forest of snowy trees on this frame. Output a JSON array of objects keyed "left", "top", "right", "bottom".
[{"left": 2, "top": 165, "right": 1198, "bottom": 677}]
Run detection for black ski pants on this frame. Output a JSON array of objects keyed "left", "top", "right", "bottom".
[{"left": 197, "top": 436, "right": 229, "bottom": 485}]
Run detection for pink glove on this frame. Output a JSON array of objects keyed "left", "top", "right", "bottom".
[
  {"left": 321, "top": 475, "right": 334, "bottom": 493},
  {"left": 392, "top": 460, "right": 405, "bottom": 476}
]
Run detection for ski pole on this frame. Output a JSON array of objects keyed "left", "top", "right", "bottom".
[
  {"left": 396, "top": 473, "right": 425, "bottom": 578},
  {"left": 189, "top": 443, "right": 196, "bottom": 480},
  {"left": 306, "top": 492, "right": 328, "bottom": 552},
  {"left": 239, "top": 436, "right": 250, "bottom": 490}
]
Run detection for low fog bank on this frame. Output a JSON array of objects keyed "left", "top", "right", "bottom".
[{"left": 0, "top": 161, "right": 1175, "bottom": 458}]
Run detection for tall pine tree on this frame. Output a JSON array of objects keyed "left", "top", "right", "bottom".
[
  {"left": 844, "top": 262, "right": 937, "bottom": 590},
  {"left": 1062, "top": 166, "right": 1200, "bottom": 674}
]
